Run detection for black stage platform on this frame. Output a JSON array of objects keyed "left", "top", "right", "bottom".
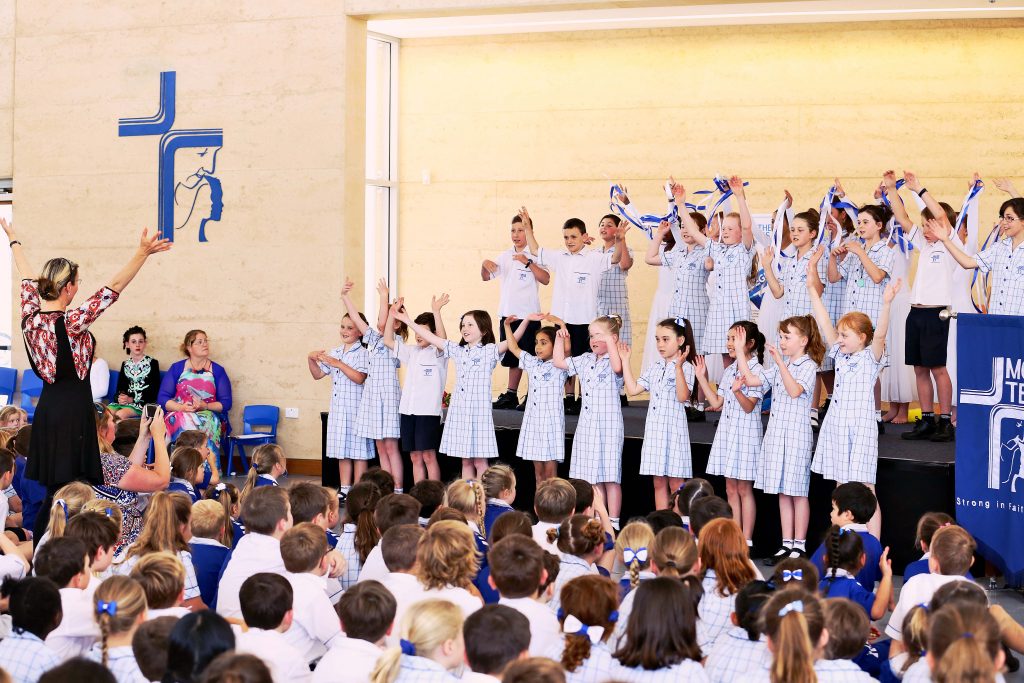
[{"left": 322, "top": 404, "right": 956, "bottom": 572}]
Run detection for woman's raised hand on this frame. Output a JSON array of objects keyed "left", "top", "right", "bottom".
[{"left": 139, "top": 228, "right": 172, "bottom": 256}]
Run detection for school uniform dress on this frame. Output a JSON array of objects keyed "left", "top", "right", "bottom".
[
  {"left": 565, "top": 353, "right": 624, "bottom": 484},
  {"left": 336, "top": 523, "right": 361, "bottom": 591},
  {"left": 391, "top": 654, "right": 460, "bottom": 683},
  {"left": 882, "top": 247, "right": 915, "bottom": 404},
  {"left": 167, "top": 477, "right": 199, "bottom": 502},
  {"left": 706, "top": 360, "right": 766, "bottom": 482},
  {"left": 637, "top": 358, "right": 695, "bottom": 478},
  {"left": 756, "top": 355, "right": 818, "bottom": 497},
  {"left": 838, "top": 241, "right": 895, "bottom": 322},
  {"left": 705, "top": 626, "right": 770, "bottom": 683},
  {"left": 697, "top": 570, "right": 737, "bottom": 650},
  {"left": 394, "top": 340, "right": 447, "bottom": 452},
  {"left": 112, "top": 549, "right": 202, "bottom": 602},
  {"left": 662, "top": 245, "right": 710, "bottom": 353},
  {"left": 703, "top": 242, "right": 756, "bottom": 354},
  {"left": 189, "top": 536, "right": 231, "bottom": 609},
  {"left": 86, "top": 644, "right": 148, "bottom": 683},
  {"left": 548, "top": 553, "right": 598, "bottom": 617},
  {"left": 439, "top": 342, "right": 501, "bottom": 460},
  {"left": 612, "top": 659, "right": 710, "bottom": 683},
  {"left": 597, "top": 245, "right": 633, "bottom": 344},
  {"left": 483, "top": 500, "right": 513, "bottom": 535},
  {"left": 0, "top": 629, "right": 61, "bottom": 683},
  {"left": 609, "top": 571, "right": 656, "bottom": 650},
  {"left": 516, "top": 352, "right": 568, "bottom": 463},
  {"left": 780, "top": 249, "right": 829, "bottom": 320},
  {"left": 819, "top": 568, "right": 876, "bottom": 617},
  {"left": 355, "top": 329, "right": 401, "bottom": 441},
  {"left": 812, "top": 344, "right": 886, "bottom": 485},
  {"left": 810, "top": 525, "right": 882, "bottom": 591},
  {"left": 320, "top": 344, "right": 374, "bottom": 461},
  {"left": 975, "top": 236, "right": 1024, "bottom": 316},
  {"left": 548, "top": 640, "right": 620, "bottom": 683},
  {"left": 821, "top": 271, "right": 847, "bottom": 373},
  {"left": 230, "top": 518, "right": 246, "bottom": 547},
  {"left": 642, "top": 246, "right": 677, "bottom": 373}
]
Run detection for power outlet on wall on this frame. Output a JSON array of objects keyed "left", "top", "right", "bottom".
[{"left": 285, "top": 407, "right": 299, "bottom": 419}]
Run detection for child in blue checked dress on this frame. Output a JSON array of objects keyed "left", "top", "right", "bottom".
[
  {"left": 308, "top": 314, "right": 373, "bottom": 495},
  {"left": 396, "top": 306, "right": 541, "bottom": 479},
  {"left": 619, "top": 317, "right": 697, "bottom": 511},
  {"left": 553, "top": 316, "right": 625, "bottom": 527},
  {"left": 342, "top": 278, "right": 406, "bottom": 492},
  {"left": 502, "top": 317, "right": 568, "bottom": 485},
  {"left": 818, "top": 525, "right": 894, "bottom": 622},
  {"left": 745, "top": 315, "right": 825, "bottom": 565},
  {"left": 810, "top": 252, "right": 900, "bottom": 539},
  {"left": 695, "top": 321, "right": 766, "bottom": 543},
  {"left": 369, "top": 599, "right": 464, "bottom": 683}
]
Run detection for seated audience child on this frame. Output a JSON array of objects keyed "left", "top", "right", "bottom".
[
  {"left": 705, "top": 580, "right": 773, "bottom": 683},
  {"left": 502, "top": 657, "right": 567, "bottom": 683},
  {"left": 163, "top": 611, "right": 236, "bottom": 683},
  {"left": 167, "top": 447, "right": 204, "bottom": 502},
  {"left": 645, "top": 509, "right": 685, "bottom": 534},
  {"left": 768, "top": 557, "right": 819, "bottom": 595},
  {"left": 481, "top": 463, "right": 517, "bottom": 535},
  {"left": 33, "top": 481, "right": 94, "bottom": 562},
  {"left": 11, "top": 425, "right": 45, "bottom": 539},
  {"left": 86, "top": 575, "right": 149, "bottom": 683},
  {"left": 65, "top": 511, "right": 118, "bottom": 595},
  {"left": 398, "top": 520, "right": 482, "bottom": 622},
  {"left": 924, "top": 603, "right": 1004, "bottom": 683},
  {"left": 358, "top": 493, "right": 422, "bottom": 583},
  {"left": 697, "top": 518, "right": 758, "bottom": 650},
  {"left": 444, "top": 478, "right": 489, "bottom": 549},
  {"left": 217, "top": 486, "right": 292, "bottom": 620},
  {"left": 883, "top": 604, "right": 928, "bottom": 682},
  {"left": 532, "top": 478, "right": 576, "bottom": 553},
  {"left": 611, "top": 577, "right": 707, "bottom": 682},
  {"left": 753, "top": 589, "right": 833, "bottom": 683},
  {"left": 673, "top": 478, "right": 714, "bottom": 532},
  {"left": 131, "top": 616, "right": 179, "bottom": 683},
  {"left": 409, "top": 480, "right": 444, "bottom": 526},
  {"left": 313, "top": 581, "right": 397, "bottom": 683},
  {"left": 323, "top": 485, "right": 342, "bottom": 545},
  {"left": 189, "top": 499, "right": 232, "bottom": 609},
  {"left": 235, "top": 573, "right": 310, "bottom": 683},
  {"left": 547, "top": 514, "right": 604, "bottom": 616},
  {"left": 337, "top": 481, "right": 382, "bottom": 591},
  {"left": 170, "top": 429, "right": 220, "bottom": 493},
  {"left": 370, "top": 599, "right": 465, "bottom": 683},
  {"left": 279, "top": 522, "right": 343, "bottom": 663},
  {"left": 462, "top": 605, "right": 530, "bottom": 683},
  {"left": 288, "top": 482, "right": 345, "bottom": 602},
  {"left": 130, "top": 552, "right": 191, "bottom": 619},
  {"left": 38, "top": 657, "right": 117, "bottom": 683},
  {"left": 379, "top": 524, "right": 426, "bottom": 646},
  {"left": 488, "top": 535, "right": 560, "bottom": 657},
  {"left": 567, "top": 478, "right": 616, "bottom": 554},
  {"left": 903, "top": 512, "right": 964, "bottom": 583},
  {"left": 360, "top": 466, "right": 396, "bottom": 497},
  {"left": 549, "top": 575, "right": 620, "bottom": 683},
  {"left": 204, "top": 481, "right": 244, "bottom": 548},
  {"left": 0, "top": 517, "right": 29, "bottom": 586},
  {"left": 0, "top": 576, "right": 63, "bottom": 682},
  {"left": 476, "top": 510, "right": 533, "bottom": 604},
  {"left": 614, "top": 520, "right": 655, "bottom": 600},
  {"left": 240, "top": 444, "right": 287, "bottom": 502},
  {"left": 885, "top": 525, "right": 977, "bottom": 652},
  {"left": 201, "top": 653, "right": 274, "bottom": 683},
  {"left": 818, "top": 525, "right": 893, "bottom": 621},
  {"left": 115, "top": 491, "right": 204, "bottom": 610},
  {"left": 35, "top": 536, "right": 98, "bottom": 659},
  {"left": 824, "top": 597, "right": 882, "bottom": 680},
  {"left": 689, "top": 495, "right": 733, "bottom": 539},
  {"left": 810, "top": 483, "right": 883, "bottom": 590}
]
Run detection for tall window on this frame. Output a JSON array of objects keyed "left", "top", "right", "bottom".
[{"left": 365, "top": 35, "right": 399, "bottom": 314}]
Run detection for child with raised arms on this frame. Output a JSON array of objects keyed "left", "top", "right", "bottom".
[
  {"left": 342, "top": 277, "right": 406, "bottom": 492},
  {"left": 503, "top": 316, "right": 568, "bottom": 486},
  {"left": 695, "top": 321, "right": 766, "bottom": 544},
  {"left": 808, "top": 251, "right": 900, "bottom": 539},
  {"left": 308, "top": 307, "right": 373, "bottom": 500},
  {"left": 618, "top": 318, "right": 697, "bottom": 511},
  {"left": 481, "top": 212, "right": 550, "bottom": 410},
  {"left": 382, "top": 297, "right": 449, "bottom": 483},
  {"left": 394, "top": 303, "right": 540, "bottom": 479},
  {"left": 553, "top": 316, "right": 625, "bottom": 527},
  {"left": 743, "top": 315, "right": 824, "bottom": 565}
]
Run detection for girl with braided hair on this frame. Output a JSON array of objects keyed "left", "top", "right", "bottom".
[
  {"left": 816, "top": 524, "right": 893, "bottom": 621},
  {"left": 87, "top": 575, "right": 148, "bottom": 682},
  {"left": 613, "top": 521, "right": 655, "bottom": 600}
]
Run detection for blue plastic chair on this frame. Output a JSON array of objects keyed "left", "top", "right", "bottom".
[
  {"left": 20, "top": 369, "right": 43, "bottom": 421},
  {"left": 0, "top": 368, "right": 17, "bottom": 406},
  {"left": 224, "top": 405, "right": 280, "bottom": 475},
  {"left": 105, "top": 369, "right": 120, "bottom": 403}
]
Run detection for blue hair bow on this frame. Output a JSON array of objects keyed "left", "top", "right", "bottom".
[
  {"left": 782, "top": 569, "right": 803, "bottom": 582},
  {"left": 104, "top": 507, "right": 114, "bottom": 517},
  {"left": 214, "top": 482, "right": 227, "bottom": 492},
  {"left": 623, "top": 547, "right": 648, "bottom": 565},
  {"left": 778, "top": 600, "right": 803, "bottom": 617},
  {"left": 96, "top": 600, "right": 118, "bottom": 617},
  {"left": 400, "top": 639, "right": 416, "bottom": 656},
  {"left": 55, "top": 498, "right": 69, "bottom": 522},
  {"left": 608, "top": 610, "right": 619, "bottom": 624},
  {"left": 838, "top": 527, "right": 851, "bottom": 536},
  {"left": 674, "top": 317, "right": 687, "bottom": 329}
]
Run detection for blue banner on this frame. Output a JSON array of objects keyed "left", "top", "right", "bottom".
[{"left": 956, "top": 313, "right": 1024, "bottom": 586}]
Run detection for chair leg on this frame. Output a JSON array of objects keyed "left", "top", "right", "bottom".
[
  {"left": 222, "top": 440, "right": 232, "bottom": 476},
  {"left": 239, "top": 443, "right": 250, "bottom": 473}
]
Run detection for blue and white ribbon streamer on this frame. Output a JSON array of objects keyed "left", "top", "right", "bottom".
[
  {"left": 608, "top": 184, "right": 679, "bottom": 240},
  {"left": 957, "top": 178, "right": 985, "bottom": 235},
  {"left": 880, "top": 179, "right": 915, "bottom": 259}
]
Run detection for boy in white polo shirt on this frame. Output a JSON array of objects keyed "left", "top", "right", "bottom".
[
  {"left": 482, "top": 212, "right": 550, "bottom": 410},
  {"left": 886, "top": 170, "right": 964, "bottom": 442},
  {"left": 313, "top": 580, "right": 396, "bottom": 683},
  {"left": 488, "top": 535, "right": 560, "bottom": 658},
  {"left": 521, "top": 207, "right": 625, "bottom": 413}
]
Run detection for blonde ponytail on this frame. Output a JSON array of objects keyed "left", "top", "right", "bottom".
[
  {"left": 930, "top": 603, "right": 1001, "bottom": 683},
  {"left": 94, "top": 575, "right": 147, "bottom": 667},
  {"left": 761, "top": 589, "right": 824, "bottom": 683},
  {"left": 443, "top": 479, "right": 486, "bottom": 537},
  {"left": 370, "top": 600, "right": 463, "bottom": 683},
  {"left": 46, "top": 482, "right": 94, "bottom": 540},
  {"left": 615, "top": 521, "right": 655, "bottom": 589}
]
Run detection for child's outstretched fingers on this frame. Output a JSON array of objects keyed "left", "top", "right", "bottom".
[
  {"left": 557, "top": 328, "right": 569, "bottom": 339},
  {"left": 617, "top": 342, "right": 631, "bottom": 358}
]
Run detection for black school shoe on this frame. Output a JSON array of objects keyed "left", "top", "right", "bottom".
[
  {"left": 620, "top": 394, "right": 629, "bottom": 408},
  {"left": 686, "top": 406, "right": 706, "bottom": 422},
  {"left": 493, "top": 391, "right": 519, "bottom": 410},
  {"left": 930, "top": 419, "right": 955, "bottom": 442},
  {"left": 901, "top": 416, "right": 936, "bottom": 441},
  {"left": 564, "top": 396, "right": 580, "bottom": 416},
  {"left": 877, "top": 420, "right": 885, "bottom": 435},
  {"left": 763, "top": 546, "right": 790, "bottom": 567}
]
